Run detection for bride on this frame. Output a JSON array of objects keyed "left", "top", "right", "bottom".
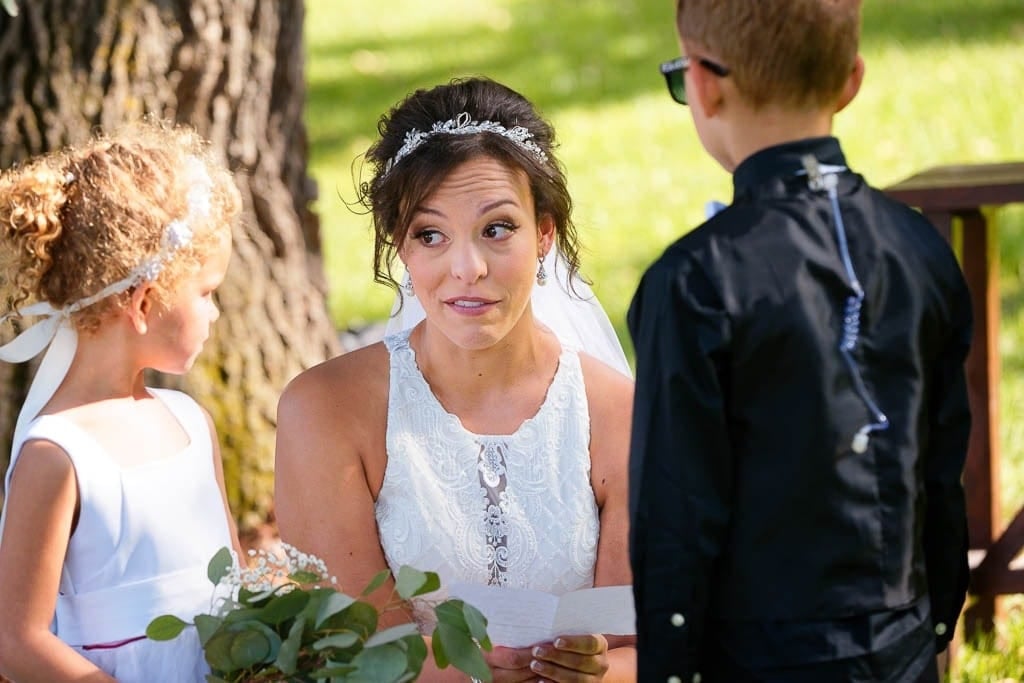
[{"left": 275, "top": 77, "right": 636, "bottom": 682}]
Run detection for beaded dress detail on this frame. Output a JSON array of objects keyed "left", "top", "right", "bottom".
[{"left": 376, "top": 329, "right": 599, "bottom": 629}]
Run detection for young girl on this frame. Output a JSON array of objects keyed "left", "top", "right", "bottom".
[{"left": 0, "top": 119, "right": 243, "bottom": 682}]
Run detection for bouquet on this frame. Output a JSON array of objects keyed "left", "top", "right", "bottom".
[{"left": 147, "top": 544, "right": 492, "bottom": 682}]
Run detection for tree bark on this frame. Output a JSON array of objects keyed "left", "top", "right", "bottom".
[{"left": 0, "top": 0, "right": 339, "bottom": 530}]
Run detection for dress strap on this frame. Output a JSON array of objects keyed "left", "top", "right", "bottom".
[{"left": 148, "top": 388, "right": 209, "bottom": 450}]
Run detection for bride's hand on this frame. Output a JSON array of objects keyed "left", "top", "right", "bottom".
[
  {"left": 527, "top": 634, "right": 609, "bottom": 682},
  {"left": 483, "top": 645, "right": 540, "bottom": 682}
]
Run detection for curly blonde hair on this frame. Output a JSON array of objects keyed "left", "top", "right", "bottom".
[{"left": 0, "top": 118, "right": 241, "bottom": 333}]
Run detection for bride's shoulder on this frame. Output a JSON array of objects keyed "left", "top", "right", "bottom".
[
  {"left": 577, "top": 352, "right": 633, "bottom": 400},
  {"left": 278, "top": 342, "right": 389, "bottom": 431},
  {"left": 577, "top": 351, "right": 633, "bottom": 432}
]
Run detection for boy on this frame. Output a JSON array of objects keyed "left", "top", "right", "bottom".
[{"left": 627, "top": 2, "right": 972, "bottom": 681}]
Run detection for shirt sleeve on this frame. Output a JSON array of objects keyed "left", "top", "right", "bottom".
[
  {"left": 627, "top": 256, "right": 734, "bottom": 681},
  {"left": 922, "top": 272, "right": 972, "bottom": 652}
]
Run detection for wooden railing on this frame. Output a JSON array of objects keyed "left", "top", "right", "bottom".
[{"left": 886, "top": 161, "right": 1024, "bottom": 638}]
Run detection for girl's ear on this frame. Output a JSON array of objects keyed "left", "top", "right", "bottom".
[
  {"left": 537, "top": 214, "right": 556, "bottom": 257},
  {"left": 127, "top": 285, "right": 153, "bottom": 335}
]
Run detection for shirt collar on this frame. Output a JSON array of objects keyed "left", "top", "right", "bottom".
[{"left": 732, "top": 136, "right": 848, "bottom": 202}]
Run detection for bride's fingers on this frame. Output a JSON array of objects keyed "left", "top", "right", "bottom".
[
  {"left": 528, "top": 656, "right": 606, "bottom": 683},
  {"left": 485, "top": 645, "right": 534, "bottom": 669},
  {"left": 529, "top": 637, "right": 609, "bottom": 680},
  {"left": 550, "top": 634, "right": 607, "bottom": 656},
  {"left": 485, "top": 645, "right": 537, "bottom": 683}
]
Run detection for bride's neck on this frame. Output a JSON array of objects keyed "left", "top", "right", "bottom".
[{"left": 412, "top": 322, "right": 557, "bottom": 398}]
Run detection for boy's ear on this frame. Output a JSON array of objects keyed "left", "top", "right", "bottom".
[
  {"left": 835, "top": 55, "right": 865, "bottom": 114},
  {"left": 690, "top": 60, "right": 725, "bottom": 119},
  {"left": 127, "top": 285, "right": 153, "bottom": 335}
]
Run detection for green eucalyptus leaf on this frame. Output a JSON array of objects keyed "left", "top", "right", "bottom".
[
  {"left": 433, "top": 621, "right": 491, "bottom": 681},
  {"left": 203, "top": 631, "right": 238, "bottom": 672},
  {"left": 315, "top": 591, "right": 357, "bottom": 629},
  {"left": 228, "top": 628, "right": 271, "bottom": 669},
  {"left": 417, "top": 571, "right": 441, "bottom": 596},
  {"left": 260, "top": 587, "right": 310, "bottom": 625},
  {"left": 245, "top": 587, "right": 278, "bottom": 603},
  {"left": 1, "top": 0, "right": 18, "bottom": 17},
  {"left": 364, "top": 623, "right": 420, "bottom": 648},
  {"left": 299, "top": 586, "right": 329, "bottom": 615},
  {"left": 400, "top": 633, "right": 428, "bottom": 674},
  {"left": 430, "top": 629, "right": 449, "bottom": 670},
  {"left": 222, "top": 606, "right": 265, "bottom": 624},
  {"left": 350, "top": 643, "right": 407, "bottom": 682},
  {"left": 361, "top": 568, "right": 391, "bottom": 597},
  {"left": 307, "top": 663, "right": 357, "bottom": 678},
  {"left": 288, "top": 569, "right": 321, "bottom": 585},
  {"left": 274, "top": 614, "right": 306, "bottom": 675},
  {"left": 207, "top": 547, "right": 234, "bottom": 585},
  {"left": 204, "top": 676, "right": 229, "bottom": 683},
  {"left": 193, "top": 614, "right": 224, "bottom": 646},
  {"left": 460, "top": 601, "right": 492, "bottom": 650},
  {"left": 228, "top": 621, "right": 283, "bottom": 664},
  {"left": 313, "top": 631, "right": 361, "bottom": 650},
  {"left": 394, "top": 566, "right": 435, "bottom": 599},
  {"left": 320, "top": 600, "right": 377, "bottom": 638},
  {"left": 145, "top": 614, "right": 188, "bottom": 641},
  {"left": 432, "top": 600, "right": 464, "bottom": 625}
]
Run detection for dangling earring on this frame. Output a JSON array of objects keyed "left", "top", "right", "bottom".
[
  {"left": 536, "top": 256, "right": 548, "bottom": 287},
  {"left": 401, "top": 272, "right": 415, "bottom": 297}
]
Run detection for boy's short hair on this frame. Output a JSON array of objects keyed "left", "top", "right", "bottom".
[{"left": 676, "top": 0, "right": 862, "bottom": 110}]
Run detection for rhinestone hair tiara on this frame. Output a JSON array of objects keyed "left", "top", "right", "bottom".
[{"left": 383, "top": 111, "right": 549, "bottom": 176}]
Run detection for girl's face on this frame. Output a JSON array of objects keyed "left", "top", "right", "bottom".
[
  {"left": 145, "top": 230, "right": 232, "bottom": 374},
  {"left": 400, "top": 156, "right": 554, "bottom": 351}
]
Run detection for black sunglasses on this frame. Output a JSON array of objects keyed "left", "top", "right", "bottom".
[{"left": 659, "top": 56, "right": 731, "bottom": 106}]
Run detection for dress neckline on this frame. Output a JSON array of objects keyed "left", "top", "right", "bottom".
[
  {"left": 389, "top": 328, "right": 570, "bottom": 440},
  {"left": 30, "top": 388, "right": 195, "bottom": 472}
]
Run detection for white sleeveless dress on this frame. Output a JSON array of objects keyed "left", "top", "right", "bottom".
[
  {"left": 3, "top": 388, "right": 232, "bottom": 682},
  {"left": 375, "top": 329, "right": 600, "bottom": 630}
]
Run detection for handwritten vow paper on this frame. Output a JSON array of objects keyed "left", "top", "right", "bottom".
[{"left": 448, "top": 583, "right": 636, "bottom": 648}]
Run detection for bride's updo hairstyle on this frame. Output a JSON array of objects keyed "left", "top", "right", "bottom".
[{"left": 359, "top": 77, "right": 582, "bottom": 292}]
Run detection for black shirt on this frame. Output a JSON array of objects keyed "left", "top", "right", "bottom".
[{"left": 627, "top": 137, "right": 971, "bottom": 681}]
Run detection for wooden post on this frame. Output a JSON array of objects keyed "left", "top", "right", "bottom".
[{"left": 959, "top": 209, "right": 1003, "bottom": 637}]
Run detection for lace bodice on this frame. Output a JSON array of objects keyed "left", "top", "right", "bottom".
[{"left": 376, "top": 330, "right": 599, "bottom": 626}]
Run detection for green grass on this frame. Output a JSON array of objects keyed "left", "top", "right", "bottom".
[{"left": 304, "top": 1, "right": 1024, "bottom": 677}]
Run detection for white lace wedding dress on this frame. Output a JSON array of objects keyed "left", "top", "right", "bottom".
[{"left": 375, "top": 329, "right": 600, "bottom": 630}]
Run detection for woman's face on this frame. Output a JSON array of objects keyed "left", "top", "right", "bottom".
[{"left": 400, "top": 155, "right": 554, "bottom": 351}]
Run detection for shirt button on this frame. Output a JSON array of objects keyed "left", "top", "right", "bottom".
[
  {"left": 667, "top": 677, "right": 682, "bottom": 683},
  {"left": 670, "top": 612, "right": 685, "bottom": 627},
  {"left": 935, "top": 622, "right": 948, "bottom": 636}
]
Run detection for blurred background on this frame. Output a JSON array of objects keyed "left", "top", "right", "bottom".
[{"left": 0, "top": 0, "right": 1020, "bottom": 678}]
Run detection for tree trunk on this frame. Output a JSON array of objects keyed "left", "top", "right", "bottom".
[{"left": 0, "top": 0, "right": 339, "bottom": 531}]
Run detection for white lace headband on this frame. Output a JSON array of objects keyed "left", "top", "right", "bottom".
[
  {"left": 383, "top": 111, "right": 549, "bottom": 176},
  {"left": 0, "top": 155, "right": 213, "bottom": 365}
]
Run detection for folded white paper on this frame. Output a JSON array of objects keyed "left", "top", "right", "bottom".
[{"left": 448, "top": 583, "right": 636, "bottom": 648}]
